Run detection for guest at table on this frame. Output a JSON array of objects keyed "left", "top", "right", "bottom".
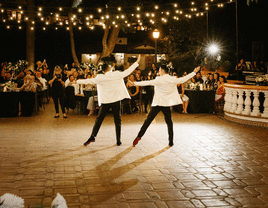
[
  {"left": 19, "top": 75, "right": 37, "bottom": 117},
  {"left": 126, "top": 74, "right": 140, "bottom": 112},
  {"left": 215, "top": 75, "right": 227, "bottom": 102},
  {"left": 213, "top": 72, "right": 220, "bottom": 90},
  {"left": 48, "top": 66, "right": 67, "bottom": 118},
  {"left": 0, "top": 63, "right": 8, "bottom": 83},
  {"left": 252, "top": 61, "right": 260, "bottom": 72},
  {"left": 14, "top": 71, "right": 25, "bottom": 88},
  {"left": 205, "top": 73, "right": 214, "bottom": 89},
  {"left": 19, "top": 75, "right": 35, "bottom": 92},
  {"left": 193, "top": 71, "right": 204, "bottom": 84}
]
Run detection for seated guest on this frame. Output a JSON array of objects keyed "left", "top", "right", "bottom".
[
  {"left": 252, "top": 61, "right": 260, "bottom": 72},
  {"left": 14, "top": 71, "right": 25, "bottom": 88},
  {"left": 213, "top": 72, "right": 220, "bottom": 90},
  {"left": 19, "top": 75, "right": 37, "bottom": 92},
  {"left": 215, "top": 76, "right": 227, "bottom": 102},
  {"left": 126, "top": 74, "right": 140, "bottom": 112},
  {"left": 67, "top": 74, "right": 84, "bottom": 96},
  {"left": 193, "top": 71, "right": 204, "bottom": 84},
  {"left": 205, "top": 73, "right": 214, "bottom": 89},
  {"left": 19, "top": 75, "right": 37, "bottom": 117}
]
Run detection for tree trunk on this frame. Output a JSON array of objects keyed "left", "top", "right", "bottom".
[
  {"left": 106, "top": 26, "right": 120, "bottom": 56},
  {"left": 98, "top": 26, "right": 120, "bottom": 63},
  {"left": 99, "top": 27, "right": 110, "bottom": 61},
  {"left": 68, "top": 10, "right": 79, "bottom": 64},
  {"left": 26, "top": 0, "right": 35, "bottom": 71}
]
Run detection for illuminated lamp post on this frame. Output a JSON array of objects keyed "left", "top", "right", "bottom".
[{"left": 153, "top": 29, "right": 160, "bottom": 66}]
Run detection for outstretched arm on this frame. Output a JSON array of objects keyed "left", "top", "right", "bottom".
[
  {"left": 133, "top": 79, "right": 157, "bottom": 86},
  {"left": 174, "top": 66, "right": 201, "bottom": 84},
  {"left": 77, "top": 77, "right": 98, "bottom": 85},
  {"left": 119, "top": 55, "right": 141, "bottom": 78}
]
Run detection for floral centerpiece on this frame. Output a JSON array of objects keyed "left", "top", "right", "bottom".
[
  {"left": 255, "top": 74, "right": 268, "bottom": 86},
  {"left": 190, "top": 82, "right": 203, "bottom": 90},
  {"left": 6, "top": 60, "right": 28, "bottom": 75}
]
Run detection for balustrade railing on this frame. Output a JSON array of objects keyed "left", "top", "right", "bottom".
[{"left": 224, "top": 84, "right": 268, "bottom": 122}]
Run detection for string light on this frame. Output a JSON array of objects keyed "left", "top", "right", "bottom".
[{"left": 0, "top": 0, "right": 234, "bottom": 31}]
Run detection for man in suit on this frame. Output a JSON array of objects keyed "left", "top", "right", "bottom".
[
  {"left": 132, "top": 64, "right": 200, "bottom": 147},
  {"left": 77, "top": 55, "right": 140, "bottom": 146}
]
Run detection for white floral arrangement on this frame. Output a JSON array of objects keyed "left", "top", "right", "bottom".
[
  {"left": 6, "top": 60, "right": 28, "bottom": 74},
  {"left": 190, "top": 82, "right": 202, "bottom": 90},
  {"left": 0, "top": 193, "right": 67, "bottom": 208},
  {"left": 255, "top": 74, "right": 268, "bottom": 85}
]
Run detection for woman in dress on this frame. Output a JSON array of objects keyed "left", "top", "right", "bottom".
[
  {"left": 213, "top": 72, "right": 220, "bottom": 90},
  {"left": 215, "top": 76, "right": 227, "bottom": 102},
  {"left": 48, "top": 66, "right": 67, "bottom": 118},
  {"left": 126, "top": 74, "right": 139, "bottom": 112}
]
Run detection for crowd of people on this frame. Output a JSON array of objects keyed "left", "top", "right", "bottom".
[{"left": 0, "top": 59, "right": 227, "bottom": 117}]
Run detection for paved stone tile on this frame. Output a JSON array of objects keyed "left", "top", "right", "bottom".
[{"left": 1, "top": 102, "right": 268, "bottom": 207}]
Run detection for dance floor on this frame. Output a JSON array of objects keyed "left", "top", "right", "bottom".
[{"left": 0, "top": 102, "right": 268, "bottom": 207}]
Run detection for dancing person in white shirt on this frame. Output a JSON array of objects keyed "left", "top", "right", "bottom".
[
  {"left": 77, "top": 55, "right": 141, "bottom": 146},
  {"left": 132, "top": 64, "right": 200, "bottom": 147}
]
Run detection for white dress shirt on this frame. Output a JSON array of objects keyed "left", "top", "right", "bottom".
[
  {"left": 38, "top": 77, "right": 47, "bottom": 90},
  {"left": 77, "top": 62, "right": 139, "bottom": 106},
  {"left": 134, "top": 72, "right": 196, "bottom": 107}
]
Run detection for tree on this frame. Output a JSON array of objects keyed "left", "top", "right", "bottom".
[{"left": 160, "top": 17, "right": 207, "bottom": 74}]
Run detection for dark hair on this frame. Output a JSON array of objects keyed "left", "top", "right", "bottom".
[
  {"left": 160, "top": 64, "right": 168, "bottom": 73},
  {"left": 102, "top": 64, "right": 109, "bottom": 72},
  {"left": 214, "top": 72, "right": 220, "bottom": 81},
  {"left": 220, "top": 75, "right": 227, "bottom": 83}
]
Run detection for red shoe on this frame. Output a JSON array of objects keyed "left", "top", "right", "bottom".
[
  {"left": 133, "top": 137, "right": 141, "bottom": 147},
  {"left": 84, "top": 137, "right": 95, "bottom": 146}
]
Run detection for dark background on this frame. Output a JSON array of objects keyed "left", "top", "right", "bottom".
[{"left": 0, "top": 0, "right": 267, "bottom": 70}]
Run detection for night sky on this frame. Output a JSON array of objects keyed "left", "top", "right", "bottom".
[{"left": 0, "top": 0, "right": 267, "bottom": 69}]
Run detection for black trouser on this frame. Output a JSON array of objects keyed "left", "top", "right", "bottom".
[
  {"left": 52, "top": 95, "right": 65, "bottom": 114},
  {"left": 137, "top": 106, "right": 173, "bottom": 142},
  {"left": 90, "top": 101, "right": 121, "bottom": 141}
]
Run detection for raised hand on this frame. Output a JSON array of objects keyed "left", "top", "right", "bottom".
[
  {"left": 194, "top": 66, "right": 201, "bottom": 73},
  {"left": 137, "top": 55, "right": 141, "bottom": 63}
]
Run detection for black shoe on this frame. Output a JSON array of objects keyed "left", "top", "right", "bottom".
[
  {"left": 54, "top": 115, "right": 60, "bottom": 118},
  {"left": 63, "top": 115, "right": 67, "bottom": 118},
  {"left": 133, "top": 137, "right": 141, "bottom": 147},
  {"left": 117, "top": 141, "right": 122, "bottom": 146},
  {"left": 84, "top": 137, "right": 95, "bottom": 146},
  {"left": 169, "top": 141, "right": 174, "bottom": 147}
]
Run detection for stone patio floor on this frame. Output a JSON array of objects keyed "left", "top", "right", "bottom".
[{"left": 0, "top": 102, "right": 268, "bottom": 208}]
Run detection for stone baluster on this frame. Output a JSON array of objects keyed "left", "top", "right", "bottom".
[
  {"left": 250, "top": 90, "right": 261, "bottom": 117},
  {"left": 224, "top": 87, "right": 232, "bottom": 112},
  {"left": 230, "top": 88, "right": 238, "bottom": 113},
  {"left": 261, "top": 91, "right": 268, "bottom": 118},
  {"left": 242, "top": 90, "right": 252, "bottom": 115},
  {"left": 235, "top": 89, "right": 244, "bottom": 114}
]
